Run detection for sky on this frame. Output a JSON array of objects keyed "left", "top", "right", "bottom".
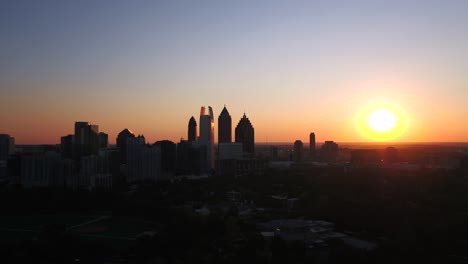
[{"left": 1, "top": 0, "right": 467, "bottom": 144}]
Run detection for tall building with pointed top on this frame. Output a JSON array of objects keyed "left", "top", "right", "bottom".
[
  {"left": 218, "top": 105, "right": 232, "bottom": 143},
  {"left": 188, "top": 116, "right": 197, "bottom": 142},
  {"left": 235, "top": 113, "right": 255, "bottom": 155}
]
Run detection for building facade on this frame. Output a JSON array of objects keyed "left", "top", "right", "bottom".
[
  {"left": 294, "top": 140, "right": 303, "bottom": 162},
  {"left": 218, "top": 106, "right": 232, "bottom": 143},
  {"left": 309, "top": 132, "right": 316, "bottom": 159},
  {"left": 188, "top": 116, "right": 197, "bottom": 142},
  {"left": 235, "top": 113, "right": 255, "bottom": 155}
]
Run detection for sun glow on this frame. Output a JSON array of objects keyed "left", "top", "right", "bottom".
[
  {"left": 357, "top": 101, "right": 408, "bottom": 141},
  {"left": 367, "top": 109, "right": 396, "bottom": 132}
]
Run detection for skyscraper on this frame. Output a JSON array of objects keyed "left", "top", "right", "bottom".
[
  {"left": 154, "top": 140, "right": 176, "bottom": 179},
  {"left": 199, "top": 106, "right": 214, "bottom": 143},
  {"left": 74, "top": 122, "right": 99, "bottom": 158},
  {"left": 116, "top": 128, "right": 135, "bottom": 164},
  {"left": 309, "top": 132, "right": 316, "bottom": 159},
  {"left": 199, "top": 106, "right": 215, "bottom": 169},
  {"left": 126, "top": 135, "right": 161, "bottom": 183},
  {"left": 235, "top": 113, "right": 255, "bottom": 155},
  {"left": 98, "top": 132, "right": 108, "bottom": 149},
  {"left": 218, "top": 105, "right": 232, "bottom": 143},
  {"left": 321, "top": 141, "right": 338, "bottom": 162},
  {"left": 188, "top": 116, "right": 197, "bottom": 142},
  {"left": 0, "top": 134, "right": 15, "bottom": 161},
  {"left": 60, "top": 134, "right": 74, "bottom": 159},
  {"left": 294, "top": 140, "right": 303, "bottom": 162}
]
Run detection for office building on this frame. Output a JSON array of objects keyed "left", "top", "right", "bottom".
[
  {"left": 60, "top": 134, "right": 74, "bottom": 159},
  {"left": 74, "top": 122, "right": 99, "bottom": 158},
  {"left": 294, "top": 140, "right": 303, "bottom": 162},
  {"left": 218, "top": 105, "right": 232, "bottom": 143},
  {"left": 116, "top": 128, "right": 135, "bottom": 164},
  {"left": 199, "top": 106, "right": 215, "bottom": 169},
  {"left": 309, "top": 132, "right": 316, "bottom": 159},
  {"left": 0, "top": 134, "right": 15, "bottom": 160},
  {"left": 98, "top": 132, "right": 108, "bottom": 149},
  {"left": 126, "top": 135, "right": 161, "bottom": 183},
  {"left": 321, "top": 141, "right": 339, "bottom": 162},
  {"left": 188, "top": 116, "right": 197, "bottom": 142},
  {"left": 235, "top": 113, "right": 255, "bottom": 155},
  {"left": 154, "top": 140, "right": 176, "bottom": 179}
]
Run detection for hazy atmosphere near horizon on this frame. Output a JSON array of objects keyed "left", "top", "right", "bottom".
[{"left": 1, "top": 0, "right": 467, "bottom": 144}]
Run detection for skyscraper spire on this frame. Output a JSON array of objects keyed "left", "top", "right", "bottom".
[
  {"left": 188, "top": 116, "right": 197, "bottom": 142},
  {"left": 218, "top": 105, "right": 232, "bottom": 143},
  {"left": 235, "top": 113, "right": 255, "bottom": 154}
]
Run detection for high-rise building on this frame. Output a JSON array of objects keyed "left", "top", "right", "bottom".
[
  {"left": 126, "top": 135, "right": 161, "bottom": 183},
  {"left": 20, "top": 151, "right": 62, "bottom": 188},
  {"left": 74, "top": 122, "right": 99, "bottom": 158},
  {"left": 98, "top": 132, "right": 108, "bottom": 149},
  {"left": 199, "top": 106, "right": 215, "bottom": 169},
  {"left": 154, "top": 140, "right": 176, "bottom": 179},
  {"left": 309, "top": 132, "right": 316, "bottom": 159},
  {"left": 199, "top": 106, "right": 214, "bottom": 143},
  {"left": 60, "top": 134, "right": 74, "bottom": 159},
  {"left": 321, "top": 141, "right": 338, "bottom": 162},
  {"left": 188, "top": 116, "right": 197, "bottom": 142},
  {"left": 176, "top": 140, "right": 190, "bottom": 175},
  {"left": 116, "top": 128, "right": 135, "bottom": 164},
  {"left": 0, "top": 134, "right": 15, "bottom": 160},
  {"left": 235, "top": 113, "right": 255, "bottom": 155},
  {"left": 218, "top": 105, "right": 232, "bottom": 143},
  {"left": 294, "top": 140, "right": 303, "bottom": 162}
]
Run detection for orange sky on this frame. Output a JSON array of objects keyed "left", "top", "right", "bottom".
[{"left": 1, "top": 1, "right": 467, "bottom": 144}]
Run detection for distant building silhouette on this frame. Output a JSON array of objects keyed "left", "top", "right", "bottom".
[
  {"left": 188, "top": 116, "right": 197, "bottom": 142},
  {"left": 218, "top": 105, "right": 232, "bottom": 143},
  {"left": 98, "top": 132, "right": 108, "bottom": 149},
  {"left": 199, "top": 106, "right": 215, "bottom": 169},
  {"left": 60, "top": 134, "right": 74, "bottom": 159},
  {"left": 154, "top": 140, "right": 176, "bottom": 179},
  {"left": 126, "top": 135, "right": 161, "bottom": 183},
  {"left": 0, "top": 134, "right": 15, "bottom": 161},
  {"left": 321, "top": 141, "right": 338, "bottom": 162},
  {"left": 309, "top": 132, "right": 316, "bottom": 159},
  {"left": 176, "top": 140, "right": 190, "bottom": 175},
  {"left": 188, "top": 142, "right": 209, "bottom": 175},
  {"left": 20, "top": 151, "right": 63, "bottom": 188},
  {"left": 199, "top": 106, "right": 214, "bottom": 143},
  {"left": 235, "top": 113, "right": 255, "bottom": 155},
  {"left": 116, "top": 128, "right": 135, "bottom": 164},
  {"left": 294, "top": 140, "right": 303, "bottom": 162},
  {"left": 74, "top": 122, "right": 99, "bottom": 158}
]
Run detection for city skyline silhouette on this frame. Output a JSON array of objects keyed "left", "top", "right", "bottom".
[{"left": 1, "top": 2, "right": 468, "bottom": 262}]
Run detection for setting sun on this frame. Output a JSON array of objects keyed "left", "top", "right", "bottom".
[
  {"left": 367, "top": 109, "right": 396, "bottom": 133},
  {"left": 356, "top": 101, "right": 408, "bottom": 141}
]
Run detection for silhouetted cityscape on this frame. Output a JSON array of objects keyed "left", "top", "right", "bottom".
[
  {"left": 1, "top": 105, "right": 468, "bottom": 263},
  {"left": 1, "top": 1, "right": 468, "bottom": 263}
]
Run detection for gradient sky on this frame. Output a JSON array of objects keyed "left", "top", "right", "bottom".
[{"left": 1, "top": 0, "right": 467, "bottom": 144}]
